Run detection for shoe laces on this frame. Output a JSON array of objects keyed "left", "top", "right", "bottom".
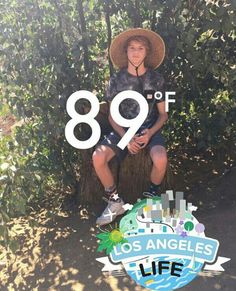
[
  {"left": 143, "top": 191, "right": 158, "bottom": 198},
  {"left": 102, "top": 196, "right": 109, "bottom": 203}
]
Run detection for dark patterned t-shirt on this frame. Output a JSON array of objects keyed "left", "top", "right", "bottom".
[{"left": 105, "top": 68, "right": 165, "bottom": 131}]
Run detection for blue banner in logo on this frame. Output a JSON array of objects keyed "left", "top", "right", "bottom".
[{"left": 110, "top": 234, "right": 219, "bottom": 263}]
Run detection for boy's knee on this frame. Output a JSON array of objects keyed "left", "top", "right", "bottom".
[
  {"left": 92, "top": 148, "right": 108, "bottom": 166},
  {"left": 151, "top": 147, "right": 168, "bottom": 167}
]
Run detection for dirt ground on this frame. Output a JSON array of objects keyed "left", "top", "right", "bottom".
[
  {"left": 1, "top": 113, "right": 235, "bottom": 290},
  {"left": 0, "top": 166, "right": 235, "bottom": 291}
]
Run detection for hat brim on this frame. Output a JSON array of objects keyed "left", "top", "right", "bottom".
[{"left": 109, "top": 28, "right": 165, "bottom": 70}]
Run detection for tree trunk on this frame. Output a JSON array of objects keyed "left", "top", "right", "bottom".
[
  {"left": 118, "top": 150, "right": 152, "bottom": 203},
  {"left": 78, "top": 102, "right": 173, "bottom": 204},
  {"left": 134, "top": 0, "right": 141, "bottom": 27},
  {"left": 104, "top": 2, "right": 114, "bottom": 75},
  {"left": 77, "top": 0, "right": 90, "bottom": 72},
  {"left": 151, "top": 9, "right": 157, "bottom": 31}
]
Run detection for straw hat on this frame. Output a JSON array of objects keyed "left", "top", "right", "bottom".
[{"left": 109, "top": 28, "right": 165, "bottom": 69}]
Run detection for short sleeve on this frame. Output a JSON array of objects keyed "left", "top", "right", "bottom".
[
  {"left": 155, "top": 74, "right": 165, "bottom": 103},
  {"left": 105, "top": 74, "right": 118, "bottom": 102}
]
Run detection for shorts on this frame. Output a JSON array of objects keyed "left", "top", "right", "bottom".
[{"left": 97, "top": 130, "right": 166, "bottom": 162}]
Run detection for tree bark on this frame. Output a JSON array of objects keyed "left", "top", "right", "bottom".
[
  {"left": 77, "top": 0, "right": 90, "bottom": 72},
  {"left": 104, "top": 1, "right": 114, "bottom": 75},
  {"left": 134, "top": 0, "right": 141, "bottom": 27},
  {"left": 151, "top": 10, "right": 157, "bottom": 31}
]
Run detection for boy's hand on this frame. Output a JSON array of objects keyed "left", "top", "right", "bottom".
[
  {"left": 127, "top": 139, "right": 142, "bottom": 154},
  {"left": 135, "top": 129, "right": 152, "bottom": 148}
]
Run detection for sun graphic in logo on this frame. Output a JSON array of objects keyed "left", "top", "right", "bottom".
[
  {"left": 97, "top": 227, "right": 128, "bottom": 255},
  {"left": 109, "top": 229, "right": 124, "bottom": 243}
]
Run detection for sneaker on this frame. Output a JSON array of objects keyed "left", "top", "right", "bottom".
[
  {"left": 96, "top": 198, "right": 126, "bottom": 226},
  {"left": 142, "top": 191, "right": 161, "bottom": 198}
]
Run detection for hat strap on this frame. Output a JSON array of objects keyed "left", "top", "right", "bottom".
[
  {"left": 128, "top": 58, "right": 145, "bottom": 94},
  {"left": 128, "top": 58, "right": 145, "bottom": 77}
]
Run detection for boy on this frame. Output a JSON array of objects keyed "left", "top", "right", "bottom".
[{"left": 92, "top": 28, "right": 168, "bottom": 226}]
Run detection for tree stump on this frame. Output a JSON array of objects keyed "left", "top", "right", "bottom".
[{"left": 79, "top": 101, "right": 173, "bottom": 204}]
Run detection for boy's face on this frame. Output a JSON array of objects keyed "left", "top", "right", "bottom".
[{"left": 127, "top": 40, "right": 147, "bottom": 66}]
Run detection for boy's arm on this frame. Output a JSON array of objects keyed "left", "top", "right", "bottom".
[
  {"left": 149, "top": 101, "right": 168, "bottom": 136},
  {"left": 108, "top": 102, "right": 141, "bottom": 154},
  {"left": 105, "top": 75, "right": 126, "bottom": 137},
  {"left": 135, "top": 101, "right": 168, "bottom": 148},
  {"left": 108, "top": 108, "right": 126, "bottom": 137}
]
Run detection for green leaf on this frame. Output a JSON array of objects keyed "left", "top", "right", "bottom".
[
  {"left": 96, "top": 232, "right": 109, "bottom": 240},
  {"left": 0, "top": 163, "right": 9, "bottom": 171},
  {"left": 97, "top": 243, "right": 106, "bottom": 253},
  {"left": 0, "top": 210, "right": 10, "bottom": 222},
  {"left": 0, "top": 225, "right": 7, "bottom": 237},
  {"left": 34, "top": 174, "right": 41, "bottom": 182},
  {"left": 0, "top": 175, "right": 8, "bottom": 182},
  {"left": 9, "top": 240, "right": 19, "bottom": 253},
  {"left": 105, "top": 242, "right": 115, "bottom": 255},
  {"left": 10, "top": 165, "right": 17, "bottom": 172}
]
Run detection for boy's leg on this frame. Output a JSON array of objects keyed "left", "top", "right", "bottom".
[
  {"left": 150, "top": 145, "right": 168, "bottom": 185},
  {"left": 143, "top": 131, "right": 168, "bottom": 198},
  {"left": 92, "top": 133, "right": 128, "bottom": 226},
  {"left": 92, "top": 145, "right": 116, "bottom": 188}
]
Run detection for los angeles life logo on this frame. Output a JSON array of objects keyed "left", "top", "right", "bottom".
[{"left": 95, "top": 192, "right": 230, "bottom": 291}]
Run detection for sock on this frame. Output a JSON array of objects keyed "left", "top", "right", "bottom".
[
  {"left": 104, "top": 185, "right": 121, "bottom": 202},
  {"left": 149, "top": 182, "right": 161, "bottom": 196}
]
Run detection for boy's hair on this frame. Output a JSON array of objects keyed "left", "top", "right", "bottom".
[{"left": 124, "top": 35, "right": 152, "bottom": 55}]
